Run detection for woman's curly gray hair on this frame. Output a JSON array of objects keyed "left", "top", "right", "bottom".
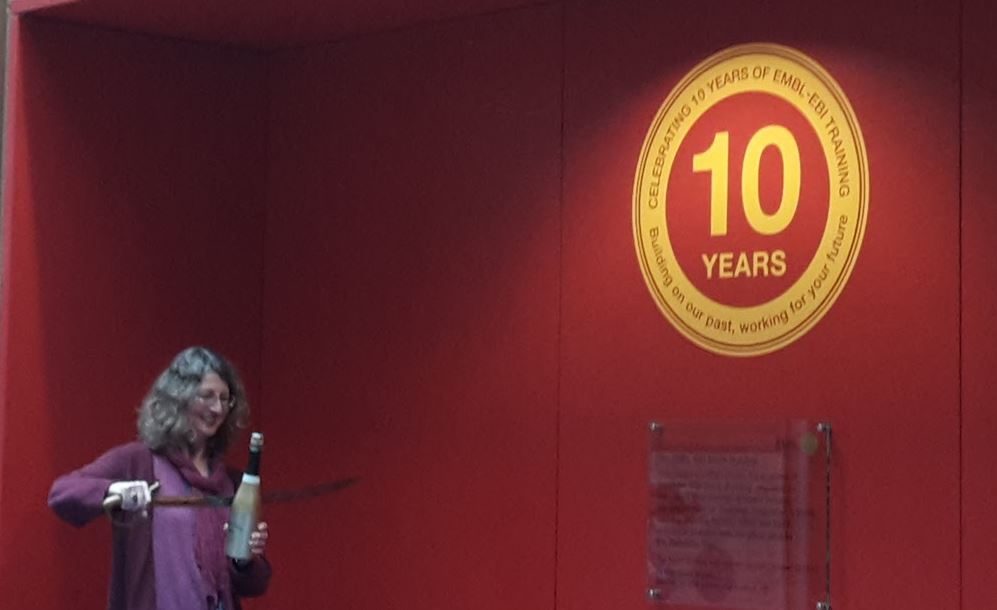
[{"left": 137, "top": 346, "right": 249, "bottom": 455}]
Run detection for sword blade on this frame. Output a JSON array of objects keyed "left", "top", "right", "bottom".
[{"left": 150, "top": 476, "right": 359, "bottom": 509}]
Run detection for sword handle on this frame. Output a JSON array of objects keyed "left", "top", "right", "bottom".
[{"left": 102, "top": 481, "right": 160, "bottom": 512}]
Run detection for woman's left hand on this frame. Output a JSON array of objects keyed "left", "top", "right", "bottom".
[{"left": 249, "top": 521, "right": 268, "bottom": 556}]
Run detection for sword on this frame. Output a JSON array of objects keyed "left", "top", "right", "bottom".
[{"left": 103, "top": 477, "right": 359, "bottom": 512}]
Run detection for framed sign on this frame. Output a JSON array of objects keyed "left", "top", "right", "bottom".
[{"left": 647, "top": 420, "right": 832, "bottom": 609}]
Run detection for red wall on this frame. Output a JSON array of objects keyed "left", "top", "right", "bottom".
[
  {"left": 261, "top": 5, "right": 561, "bottom": 608},
  {"left": 0, "top": 17, "right": 267, "bottom": 608},
  {"left": 559, "top": 2, "right": 960, "bottom": 610},
  {"left": 962, "top": 0, "right": 997, "bottom": 608},
  {"left": 1, "top": 1, "right": 995, "bottom": 610}
]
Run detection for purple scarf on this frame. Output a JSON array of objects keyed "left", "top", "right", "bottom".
[{"left": 165, "top": 449, "right": 232, "bottom": 604}]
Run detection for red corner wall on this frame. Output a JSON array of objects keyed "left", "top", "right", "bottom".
[{"left": 0, "top": 17, "right": 267, "bottom": 608}]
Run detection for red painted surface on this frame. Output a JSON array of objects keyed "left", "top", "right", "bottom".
[
  {"left": 0, "top": 1, "right": 992, "bottom": 609},
  {"left": 12, "top": 0, "right": 543, "bottom": 48},
  {"left": 7, "top": 0, "right": 76, "bottom": 16},
  {"left": 260, "top": 6, "right": 561, "bottom": 608},
  {"left": 961, "top": 0, "right": 997, "bottom": 608}
]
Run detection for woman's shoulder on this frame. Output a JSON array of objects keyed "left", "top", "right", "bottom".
[
  {"left": 104, "top": 440, "right": 152, "bottom": 458},
  {"left": 92, "top": 440, "right": 155, "bottom": 471}
]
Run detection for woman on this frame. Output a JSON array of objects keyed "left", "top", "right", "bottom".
[{"left": 49, "top": 346, "right": 272, "bottom": 610}]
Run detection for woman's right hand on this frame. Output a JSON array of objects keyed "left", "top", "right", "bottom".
[{"left": 105, "top": 480, "right": 152, "bottom": 511}]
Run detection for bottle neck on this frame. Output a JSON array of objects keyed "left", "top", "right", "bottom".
[{"left": 245, "top": 449, "right": 262, "bottom": 477}]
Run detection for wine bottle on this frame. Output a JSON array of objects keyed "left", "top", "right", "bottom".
[{"left": 225, "top": 432, "right": 263, "bottom": 561}]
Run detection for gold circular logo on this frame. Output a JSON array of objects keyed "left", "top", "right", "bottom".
[{"left": 633, "top": 43, "right": 868, "bottom": 356}]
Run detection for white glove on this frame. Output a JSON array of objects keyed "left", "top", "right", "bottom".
[{"left": 107, "top": 480, "right": 152, "bottom": 511}]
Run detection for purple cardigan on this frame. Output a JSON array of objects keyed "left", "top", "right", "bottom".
[{"left": 48, "top": 442, "right": 271, "bottom": 610}]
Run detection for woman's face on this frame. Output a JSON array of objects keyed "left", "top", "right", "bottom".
[{"left": 189, "top": 372, "right": 232, "bottom": 444}]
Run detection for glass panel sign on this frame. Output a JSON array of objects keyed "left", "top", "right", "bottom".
[{"left": 647, "top": 420, "right": 830, "bottom": 610}]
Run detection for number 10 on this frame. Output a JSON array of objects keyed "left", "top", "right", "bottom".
[{"left": 692, "top": 125, "right": 801, "bottom": 236}]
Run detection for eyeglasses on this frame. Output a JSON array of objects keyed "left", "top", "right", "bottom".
[{"left": 193, "top": 391, "right": 235, "bottom": 409}]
